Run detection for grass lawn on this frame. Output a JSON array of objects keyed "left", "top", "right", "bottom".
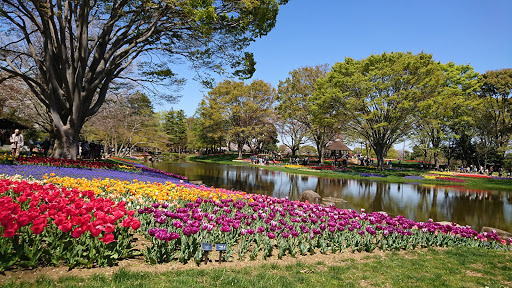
[
  {"left": 189, "top": 154, "right": 512, "bottom": 192},
  {"left": 2, "top": 247, "right": 511, "bottom": 288}
]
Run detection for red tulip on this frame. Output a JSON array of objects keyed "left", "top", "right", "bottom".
[
  {"left": 131, "top": 219, "right": 141, "bottom": 230},
  {"left": 100, "top": 233, "right": 115, "bottom": 244},
  {"left": 58, "top": 222, "right": 73, "bottom": 233},
  {"left": 31, "top": 216, "right": 47, "bottom": 235}
]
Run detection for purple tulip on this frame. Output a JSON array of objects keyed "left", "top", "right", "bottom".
[
  {"left": 220, "top": 225, "right": 231, "bottom": 233},
  {"left": 148, "top": 227, "right": 159, "bottom": 236},
  {"left": 169, "top": 232, "right": 180, "bottom": 240}
]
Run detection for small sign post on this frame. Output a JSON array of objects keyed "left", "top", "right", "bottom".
[
  {"left": 201, "top": 243, "right": 213, "bottom": 264},
  {"left": 215, "top": 243, "right": 226, "bottom": 263}
]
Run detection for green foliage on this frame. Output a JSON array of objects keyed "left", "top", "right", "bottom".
[
  {"left": 414, "top": 62, "right": 480, "bottom": 168},
  {"left": 83, "top": 91, "right": 166, "bottom": 156},
  {"left": 474, "top": 69, "right": 512, "bottom": 166},
  {"left": 298, "top": 145, "right": 317, "bottom": 155},
  {"left": 318, "top": 52, "right": 444, "bottom": 170},
  {"left": 164, "top": 109, "right": 188, "bottom": 151},
  {"left": 277, "top": 64, "right": 339, "bottom": 163},
  {"left": 127, "top": 92, "right": 155, "bottom": 117},
  {"left": 199, "top": 80, "right": 276, "bottom": 158}
]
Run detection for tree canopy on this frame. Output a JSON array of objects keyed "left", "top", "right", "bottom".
[
  {"left": 200, "top": 79, "right": 275, "bottom": 158},
  {"left": 317, "top": 52, "right": 444, "bottom": 170},
  {"left": 277, "top": 64, "right": 340, "bottom": 164}
]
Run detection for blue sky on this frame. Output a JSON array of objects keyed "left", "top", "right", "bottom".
[{"left": 163, "top": 0, "right": 512, "bottom": 117}]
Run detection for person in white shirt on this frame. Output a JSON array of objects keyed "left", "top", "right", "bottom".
[{"left": 10, "top": 129, "right": 24, "bottom": 157}]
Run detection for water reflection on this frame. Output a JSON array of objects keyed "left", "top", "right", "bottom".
[{"left": 154, "top": 162, "right": 512, "bottom": 232}]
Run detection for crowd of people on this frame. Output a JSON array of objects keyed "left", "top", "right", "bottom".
[
  {"left": 458, "top": 164, "right": 512, "bottom": 177},
  {"left": 6, "top": 129, "right": 52, "bottom": 157},
  {"left": 2, "top": 129, "right": 106, "bottom": 159},
  {"left": 78, "top": 140, "right": 104, "bottom": 159}
]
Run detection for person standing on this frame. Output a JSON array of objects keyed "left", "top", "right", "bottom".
[
  {"left": 10, "top": 129, "right": 24, "bottom": 157},
  {"left": 42, "top": 137, "right": 51, "bottom": 157}
]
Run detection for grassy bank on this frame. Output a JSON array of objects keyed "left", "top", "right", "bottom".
[
  {"left": 3, "top": 247, "right": 511, "bottom": 288},
  {"left": 189, "top": 154, "right": 512, "bottom": 191}
]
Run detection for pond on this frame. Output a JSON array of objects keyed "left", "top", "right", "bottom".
[{"left": 152, "top": 161, "right": 512, "bottom": 233}]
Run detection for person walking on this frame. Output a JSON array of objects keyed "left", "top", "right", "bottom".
[{"left": 10, "top": 129, "right": 24, "bottom": 157}]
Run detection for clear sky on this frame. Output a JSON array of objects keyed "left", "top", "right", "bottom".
[{"left": 163, "top": 0, "right": 512, "bottom": 117}]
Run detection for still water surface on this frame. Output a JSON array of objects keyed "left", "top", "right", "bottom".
[{"left": 153, "top": 162, "right": 512, "bottom": 232}]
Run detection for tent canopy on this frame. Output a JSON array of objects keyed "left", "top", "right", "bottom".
[{"left": 325, "top": 139, "right": 351, "bottom": 151}]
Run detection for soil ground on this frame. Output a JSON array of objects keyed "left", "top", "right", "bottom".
[{"left": 0, "top": 247, "right": 420, "bottom": 284}]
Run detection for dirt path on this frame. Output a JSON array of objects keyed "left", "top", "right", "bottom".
[{"left": 0, "top": 248, "right": 423, "bottom": 283}]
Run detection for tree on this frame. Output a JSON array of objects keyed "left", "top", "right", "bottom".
[
  {"left": 164, "top": 109, "right": 188, "bottom": 153},
  {"left": 247, "top": 119, "right": 278, "bottom": 153},
  {"left": 277, "top": 64, "right": 341, "bottom": 164},
  {"left": 185, "top": 116, "right": 201, "bottom": 152},
  {"left": 476, "top": 69, "right": 512, "bottom": 166},
  {"left": 203, "top": 79, "right": 275, "bottom": 159},
  {"left": 273, "top": 115, "right": 307, "bottom": 157},
  {"left": 0, "top": 0, "right": 288, "bottom": 159},
  {"left": 298, "top": 145, "right": 317, "bottom": 156},
  {"left": 83, "top": 91, "right": 164, "bottom": 157},
  {"left": 196, "top": 96, "right": 229, "bottom": 153},
  {"left": 415, "top": 62, "right": 480, "bottom": 169},
  {"left": 318, "top": 52, "right": 444, "bottom": 170}
]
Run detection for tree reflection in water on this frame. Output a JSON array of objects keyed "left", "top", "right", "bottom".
[{"left": 154, "top": 162, "right": 512, "bottom": 232}]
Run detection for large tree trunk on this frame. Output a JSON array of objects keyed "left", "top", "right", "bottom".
[
  {"left": 373, "top": 143, "right": 387, "bottom": 171},
  {"left": 291, "top": 147, "right": 298, "bottom": 157},
  {"left": 314, "top": 142, "right": 323, "bottom": 165},
  {"left": 434, "top": 151, "right": 439, "bottom": 170},
  {"left": 237, "top": 142, "right": 243, "bottom": 159},
  {"left": 375, "top": 150, "right": 385, "bottom": 171},
  {"left": 52, "top": 124, "right": 79, "bottom": 160}
]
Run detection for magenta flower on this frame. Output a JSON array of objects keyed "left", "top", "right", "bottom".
[{"left": 220, "top": 225, "right": 231, "bottom": 233}]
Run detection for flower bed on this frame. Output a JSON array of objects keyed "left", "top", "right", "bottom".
[
  {"left": 285, "top": 165, "right": 304, "bottom": 169},
  {"left": 0, "top": 164, "right": 182, "bottom": 184},
  {"left": 109, "top": 156, "right": 140, "bottom": 164},
  {"left": 403, "top": 175, "right": 424, "bottom": 180},
  {"left": 139, "top": 197, "right": 509, "bottom": 264},
  {"left": 1, "top": 164, "right": 511, "bottom": 270},
  {"left": 359, "top": 173, "right": 387, "bottom": 178},
  {"left": 491, "top": 177, "right": 511, "bottom": 180},
  {"left": 14, "top": 156, "right": 127, "bottom": 170},
  {"left": 140, "top": 166, "right": 188, "bottom": 181},
  {"left": 435, "top": 177, "right": 466, "bottom": 183},
  {"left": 233, "top": 159, "right": 252, "bottom": 163},
  {"left": 308, "top": 165, "right": 352, "bottom": 173},
  {"left": 44, "top": 175, "right": 249, "bottom": 205},
  {"left": 0, "top": 179, "right": 140, "bottom": 271},
  {"left": 429, "top": 171, "right": 455, "bottom": 176},
  {"left": 455, "top": 173, "right": 492, "bottom": 179}
]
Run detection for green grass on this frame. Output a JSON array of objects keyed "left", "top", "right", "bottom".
[
  {"left": 189, "top": 154, "right": 512, "bottom": 191},
  {"left": 3, "top": 247, "right": 511, "bottom": 287}
]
